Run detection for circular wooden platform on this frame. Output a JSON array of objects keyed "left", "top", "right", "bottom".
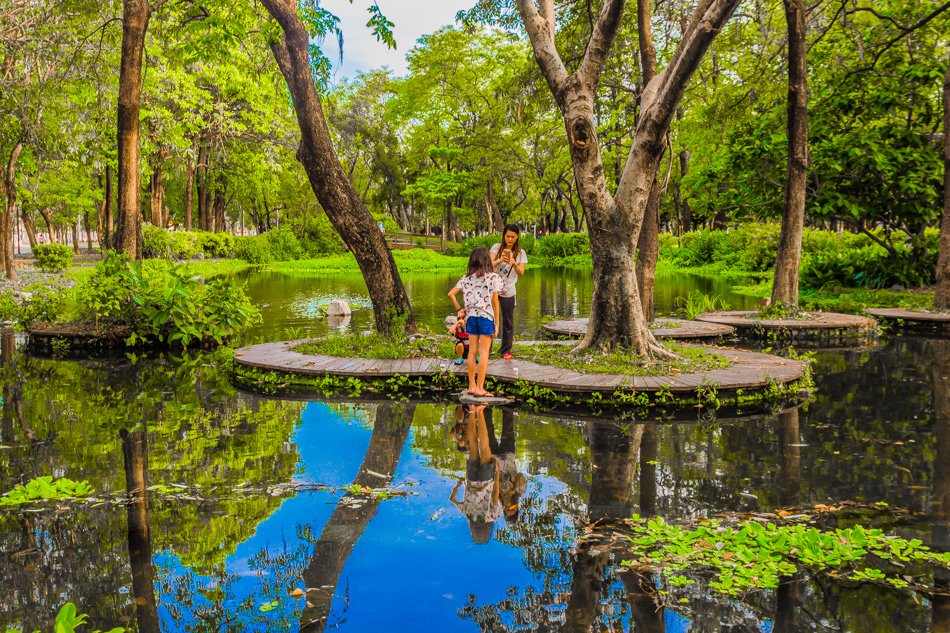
[
  {"left": 541, "top": 317, "right": 734, "bottom": 340},
  {"left": 864, "top": 308, "right": 950, "bottom": 334},
  {"left": 233, "top": 340, "right": 805, "bottom": 396},
  {"left": 695, "top": 310, "right": 877, "bottom": 340}
]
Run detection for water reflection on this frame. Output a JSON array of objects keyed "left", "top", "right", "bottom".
[{"left": 0, "top": 335, "right": 946, "bottom": 631}]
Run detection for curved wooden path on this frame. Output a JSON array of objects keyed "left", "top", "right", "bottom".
[
  {"left": 233, "top": 340, "right": 805, "bottom": 395},
  {"left": 695, "top": 310, "right": 876, "bottom": 336},
  {"left": 542, "top": 317, "right": 734, "bottom": 340}
]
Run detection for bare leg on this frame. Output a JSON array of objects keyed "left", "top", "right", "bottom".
[
  {"left": 475, "top": 334, "right": 494, "bottom": 396},
  {"left": 455, "top": 342, "right": 465, "bottom": 358},
  {"left": 466, "top": 334, "right": 480, "bottom": 393}
]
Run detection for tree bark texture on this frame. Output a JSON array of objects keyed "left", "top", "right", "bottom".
[
  {"left": 197, "top": 138, "right": 209, "bottom": 231},
  {"left": 635, "top": 0, "right": 662, "bottom": 321},
  {"left": 935, "top": 64, "right": 950, "bottom": 309},
  {"left": 21, "top": 209, "right": 36, "bottom": 249},
  {"left": 120, "top": 429, "right": 161, "bottom": 633},
  {"left": 518, "top": 0, "right": 740, "bottom": 357},
  {"left": 2, "top": 141, "right": 23, "bottom": 279},
  {"left": 114, "top": 0, "right": 150, "bottom": 259},
  {"left": 771, "top": 0, "right": 808, "bottom": 308},
  {"left": 299, "top": 403, "right": 413, "bottom": 632},
  {"left": 260, "top": 0, "right": 415, "bottom": 334}
]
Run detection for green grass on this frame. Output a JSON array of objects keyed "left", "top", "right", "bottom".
[
  {"left": 731, "top": 280, "right": 934, "bottom": 314},
  {"left": 267, "top": 249, "right": 470, "bottom": 275},
  {"left": 178, "top": 259, "right": 252, "bottom": 278},
  {"left": 293, "top": 333, "right": 459, "bottom": 360},
  {"left": 511, "top": 341, "right": 730, "bottom": 376}
]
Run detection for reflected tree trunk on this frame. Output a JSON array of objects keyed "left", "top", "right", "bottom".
[
  {"left": 564, "top": 422, "right": 645, "bottom": 630},
  {"left": 639, "top": 424, "right": 658, "bottom": 517},
  {"left": 300, "top": 403, "right": 414, "bottom": 632},
  {"left": 931, "top": 340, "right": 950, "bottom": 631},
  {"left": 777, "top": 408, "right": 801, "bottom": 507},
  {"left": 935, "top": 64, "right": 950, "bottom": 309},
  {"left": 120, "top": 428, "right": 160, "bottom": 633}
]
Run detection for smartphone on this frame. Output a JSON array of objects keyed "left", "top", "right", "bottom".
[{"left": 503, "top": 248, "right": 512, "bottom": 258}]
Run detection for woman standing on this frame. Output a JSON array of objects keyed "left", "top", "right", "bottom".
[{"left": 490, "top": 224, "right": 528, "bottom": 360}]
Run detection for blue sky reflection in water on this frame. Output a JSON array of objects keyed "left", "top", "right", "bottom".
[{"left": 151, "top": 402, "right": 621, "bottom": 632}]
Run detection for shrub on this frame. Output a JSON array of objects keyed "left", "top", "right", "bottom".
[
  {"left": 77, "top": 252, "right": 258, "bottom": 348},
  {"left": 265, "top": 226, "right": 304, "bottom": 261},
  {"left": 450, "top": 232, "right": 537, "bottom": 257},
  {"left": 234, "top": 236, "right": 273, "bottom": 264},
  {"left": 33, "top": 243, "right": 73, "bottom": 272},
  {"left": 196, "top": 231, "right": 235, "bottom": 258},
  {"left": 142, "top": 224, "right": 174, "bottom": 259},
  {"left": 535, "top": 232, "right": 590, "bottom": 259}
]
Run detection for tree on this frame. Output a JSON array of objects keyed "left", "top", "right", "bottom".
[
  {"left": 936, "top": 63, "right": 950, "bottom": 309},
  {"left": 114, "top": 0, "right": 166, "bottom": 258},
  {"left": 516, "top": 0, "right": 740, "bottom": 356},
  {"left": 258, "top": 0, "right": 415, "bottom": 335},
  {"left": 770, "top": 0, "right": 808, "bottom": 308}
]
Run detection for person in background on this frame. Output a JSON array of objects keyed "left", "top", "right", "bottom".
[
  {"left": 445, "top": 314, "right": 470, "bottom": 365},
  {"left": 490, "top": 224, "right": 527, "bottom": 360}
]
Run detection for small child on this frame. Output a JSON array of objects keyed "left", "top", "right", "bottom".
[
  {"left": 445, "top": 314, "right": 470, "bottom": 365},
  {"left": 448, "top": 247, "right": 503, "bottom": 397}
]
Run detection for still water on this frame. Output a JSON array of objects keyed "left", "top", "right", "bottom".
[{"left": 0, "top": 268, "right": 945, "bottom": 632}]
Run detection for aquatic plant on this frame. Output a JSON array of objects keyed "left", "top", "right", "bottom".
[
  {"left": 4, "top": 602, "right": 124, "bottom": 633},
  {"left": 0, "top": 476, "right": 94, "bottom": 507},
  {"left": 674, "top": 291, "right": 728, "bottom": 320},
  {"left": 621, "top": 515, "right": 950, "bottom": 597}
]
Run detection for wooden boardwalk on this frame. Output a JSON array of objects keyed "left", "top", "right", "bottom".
[
  {"left": 696, "top": 310, "right": 876, "bottom": 334},
  {"left": 865, "top": 307, "right": 950, "bottom": 334},
  {"left": 234, "top": 340, "right": 805, "bottom": 395},
  {"left": 542, "top": 317, "right": 734, "bottom": 340}
]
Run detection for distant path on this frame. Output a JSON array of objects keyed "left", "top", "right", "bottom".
[
  {"left": 695, "top": 310, "right": 877, "bottom": 339},
  {"left": 234, "top": 340, "right": 804, "bottom": 395},
  {"left": 541, "top": 317, "right": 734, "bottom": 340}
]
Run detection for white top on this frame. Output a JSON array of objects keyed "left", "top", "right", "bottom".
[
  {"left": 489, "top": 243, "right": 528, "bottom": 298},
  {"left": 460, "top": 478, "right": 502, "bottom": 524},
  {"left": 455, "top": 273, "right": 504, "bottom": 321}
]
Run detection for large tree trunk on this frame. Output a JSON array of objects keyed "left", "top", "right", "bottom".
[
  {"left": 2, "top": 141, "right": 24, "bottom": 279},
  {"left": 635, "top": 0, "right": 662, "bottom": 322},
  {"left": 114, "top": 0, "right": 151, "bottom": 259},
  {"left": 212, "top": 179, "right": 225, "bottom": 232},
  {"left": 518, "top": 0, "right": 739, "bottom": 357},
  {"left": 299, "top": 403, "right": 413, "bottom": 632},
  {"left": 39, "top": 208, "right": 54, "bottom": 243},
  {"left": 149, "top": 162, "right": 163, "bottom": 227},
  {"left": 184, "top": 155, "right": 194, "bottom": 230},
  {"left": 935, "top": 65, "right": 950, "bottom": 309},
  {"left": 260, "top": 0, "right": 416, "bottom": 335},
  {"left": 771, "top": 0, "right": 808, "bottom": 308},
  {"left": 71, "top": 217, "right": 80, "bottom": 254}
]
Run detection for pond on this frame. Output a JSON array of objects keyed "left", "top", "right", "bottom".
[{"left": 0, "top": 268, "right": 945, "bottom": 632}]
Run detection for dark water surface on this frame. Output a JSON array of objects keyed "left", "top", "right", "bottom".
[{"left": 0, "top": 269, "right": 946, "bottom": 632}]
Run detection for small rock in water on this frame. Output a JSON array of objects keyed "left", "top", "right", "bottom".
[{"left": 324, "top": 299, "right": 352, "bottom": 317}]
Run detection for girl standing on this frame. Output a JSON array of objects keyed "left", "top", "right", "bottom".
[
  {"left": 490, "top": 224, "right": 528, "bottom": 360},
  {"left": 448, "top": 247, "right": 503, "bottom": 397}
]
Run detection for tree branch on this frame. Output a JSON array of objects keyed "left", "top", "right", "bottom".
[
  {"left": 515, "top": 0, "right": 569, "bottom": 103},
  {"left": 577, "top": 0, "right": 626, "bottom": 91}
]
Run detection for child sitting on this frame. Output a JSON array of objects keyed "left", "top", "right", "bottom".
[{"left": 445, "top": 314, "right": 470, "bottom": 365}]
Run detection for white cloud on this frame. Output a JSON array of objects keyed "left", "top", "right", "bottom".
[{"left": 318, "top": 0, "right": 476, "bottom": 80}]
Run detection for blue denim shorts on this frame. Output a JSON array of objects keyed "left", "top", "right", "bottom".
[{"left": 466, "top": 316, "right": 495, "bottom": 336}]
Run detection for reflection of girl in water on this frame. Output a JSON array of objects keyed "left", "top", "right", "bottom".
[
  {"left": 450, "top": 404, "right": 501, "bottom": 544},
  {"left": 494, "top": 408, "right": 527, "bottom": 524}
]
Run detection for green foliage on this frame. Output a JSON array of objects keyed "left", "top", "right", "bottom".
[
  {"left": 450, "top": 233, "right": 537, "bottom": 257},
  {"left": 32, "top": 243, "right": 73, "bottom": 272},
  {"left": 142, "top": 227, "right": 236, "bottom": 260},
  {"left": 75, "top": 253, "right": 259, "bottom": 348},
  {"left": 510, "top": 342, "right": 731, "bottom": 376},
  {"left": 622, "top": 515, "right": 950, "bottom": 597},
  {"left": 6, "top": 602, "right": 125, "bottom": 633},
  {"left": 534, "top": 232, "right": 590, "bottom": 260},
  {"left": 16, "top": 283, "right": 74, "bottom": 328},
  {"left": 263, "top": 226, "right": 304, "bottom": 261},
  {"left": 0, "top": 476, "right": 94, "bottom": 507},
  {"left": 674, "top": 291, "right": 728, "bottom": 320}
]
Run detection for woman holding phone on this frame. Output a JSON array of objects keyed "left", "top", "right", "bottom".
[{"left": 490, "top": 224, "right": 528, "bottom": 360}]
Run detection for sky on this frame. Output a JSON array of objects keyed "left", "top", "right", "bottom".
[{"left": 318, "top": 0, "right": 477, "bottom": 81}]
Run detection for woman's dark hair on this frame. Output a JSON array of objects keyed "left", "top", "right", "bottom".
[
  {"left": 500, "top": 223, "right": 521, "bottom": 259},
  {"left": 467, "top": 246, "right": 494, "bottom": 276}
]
